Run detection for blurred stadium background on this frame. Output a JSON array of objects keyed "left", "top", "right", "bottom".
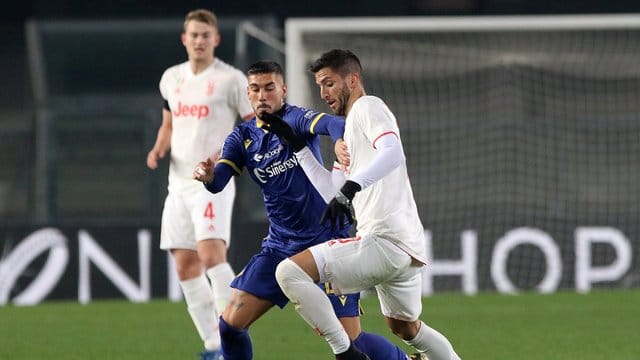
[{"left": 1, "top": 1, "right": 640, "bottom": 359}]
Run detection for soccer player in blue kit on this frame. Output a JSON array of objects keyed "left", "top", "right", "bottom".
[{"left": 193, "top": 61, "right": 415, "bottom": 360}]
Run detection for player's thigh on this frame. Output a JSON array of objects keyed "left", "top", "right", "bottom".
[
  {"left": 376, "top": 265, "right": 423, "bottom": 322},
  {"left": 160, "top": 192, "right": 196, "bottom": 251},
  {"left": 190, "top": 179, "right": 235, "bottom": 245},
  {"left": 222, "top": 288, "right": 274, "bottom": 329},
  {"left": 312, "top": 234, "right": 405, "bottom": 295}
]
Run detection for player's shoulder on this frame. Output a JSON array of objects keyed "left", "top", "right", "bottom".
[
  {"left": 351, "top": 96, "right": 394, "bottom": 122},
  {"left": 282, "top": 103, "right": 320, "bottom": 122},
  {"left": 354, "top": 95, "right": 387, "bottom": 110},
  {"left": 233, "top": 118, "right": 260, "bottom": 138},
  {"left": 161, "top": 61, "right": 189, "bottom": 78},
  {"left": 212, "top": 58, "right": 245, "bottom": 77}
]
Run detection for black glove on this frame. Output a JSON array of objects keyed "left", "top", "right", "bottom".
[
  {"left": 321, "top": 180, "right": 362, "bottom": 230},
  {"left": 260, "top": 112, "right": 306, "bottom": 152}
]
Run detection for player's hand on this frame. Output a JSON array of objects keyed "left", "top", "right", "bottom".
[
  {"left": 146, "top": 148, "right": 166, "bottom": 169},
  {"left": 193, "top": 157, "right": 215, "bottom": 184},
  {"left": 320, "top": 180, "right": 362, "bottom": 230},
  {"left": 260, "top": 111, "right": 306, "bottom": 152},
  {"left": 335, "top": 139, "right": 350, "bottom": 167}
]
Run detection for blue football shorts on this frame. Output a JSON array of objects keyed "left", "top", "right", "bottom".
[{"left": 230, "top": 246, "right": 361, "bottom": 317}]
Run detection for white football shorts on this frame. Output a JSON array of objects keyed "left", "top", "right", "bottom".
[
  {"left": 160, "top": 179, "right": 235, "bottom": 251},
  {"left": 309, "top": 233, "right": 424, "bottom": 321}
]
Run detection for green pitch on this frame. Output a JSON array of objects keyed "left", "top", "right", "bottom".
[{"left": 1, "top": 290, "right": 638, "bottom": 359}]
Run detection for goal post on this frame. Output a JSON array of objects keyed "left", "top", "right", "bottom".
[
  {"left": 285, "top": 15, "right": 640, "bottom": 294},
  {"left": 286, "top": 14, "right": 640, "bottom": 106}
]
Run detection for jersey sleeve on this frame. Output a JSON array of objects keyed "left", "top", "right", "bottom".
[
  {"left": 357, "top": 97, "right": 400, "bottom": 148},
  {"left": 159, "top": 68, "right": 171, "bottom": 101},
  {"left": 229, "top": 70, "right": 254, "bottom": 118},
  {"left": 217, "top": 128, "right": 246, "bottom": 175},
  {"left": 294, "top": 147, "right": 342, "bottom": 202},
  {"left": 290, "top": 108, "right": 345, "bottom": 142}
]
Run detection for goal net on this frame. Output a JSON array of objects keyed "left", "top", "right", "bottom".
[{"left": 286, "top": 15, "right": 640, "bottom": 294}]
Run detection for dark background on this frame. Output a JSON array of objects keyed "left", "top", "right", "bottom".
[
  {"left": 2, "top": 1, "right": 640, "bottom": 300},
  {"left": 3, "top": 0, "right": 640, "bottom": 115}
]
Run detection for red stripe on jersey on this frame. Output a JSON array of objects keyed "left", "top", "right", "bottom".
[
  {"left": 327, "top": 236, "right": 362, "bottom": 247},
  {"left": 372, "top": 131, "right": 398, "bottom": 149}
]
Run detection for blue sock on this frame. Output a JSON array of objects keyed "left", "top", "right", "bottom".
[
  {"left": 219, "top": 316, "right": 253, "bottom": 360},
  {"left": 354, "top": 331, "right": 408, "bottom": 360}
]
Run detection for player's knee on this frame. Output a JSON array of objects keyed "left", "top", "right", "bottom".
[
  {"left": 173, "top": 257, "right": 202, "bottom": 280},
  {"left": 275, "top": 258, "right": 310, "bottom": 290},
  {"left": 219, "top": 316, "right": 246, "bottom": 340},
  {"left": 388, "top": 319, "right": 420, "bottom": 340},
  {"left": 198, "top": 239, "right": 228, "bottom": 268},
  {"left": 200, "top": 254, "right": 223, "bottom": 269}
]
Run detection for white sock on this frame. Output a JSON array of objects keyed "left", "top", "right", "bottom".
[
  {"left": 180, "top": 274, "right": 220, "bottom": 350},
  {"left": 205, "top": 262, "right": 235, "bottom": 314},
  {"left": 275, "top": 258, "right": 351, "bottom": 354},
  {"left": 403, "top": 321, "right": 461, "bottom": 360}
]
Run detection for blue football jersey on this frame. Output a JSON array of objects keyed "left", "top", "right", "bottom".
[{"left": 218, "top": 103, "right": 349, "bottom": 255}]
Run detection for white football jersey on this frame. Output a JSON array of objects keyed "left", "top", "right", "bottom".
[
  {"left": 159, "top": 59, "right": 253, "bottom": 191},
  {"left": 344, "top": 96, "right": 427, "bottom": 263}
]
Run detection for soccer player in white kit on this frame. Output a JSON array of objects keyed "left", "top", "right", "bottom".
[
  {"left": 274, "top": 49, "right": 462, "bottom": 360},
  {"left": 146, "top": 9, "right": 253, "bottom": 360}
]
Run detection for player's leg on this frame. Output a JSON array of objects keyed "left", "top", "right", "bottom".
[
  {"left": 276, "top": 236, "right": 386, "bottom": 359},
  {"left": 328, "top": 285, "right": 409, "bottom": 360},
  {"left": 375, "top": 241, "right": 460, "bottom": 360},
  {"left": 219, "top": 288, "right": 273, "bottom": 360},
  {"left": 219, "top": 247, "right": 289, "bottom": 360},
  {"left": 160, "top": 193, "right": 220, "bottom": 355},
  {"left": 198, "top": 239, "right": 233, "bottom": 312},
  {"left": 193, "top": 180, "right": 236, "bottom": 315}
]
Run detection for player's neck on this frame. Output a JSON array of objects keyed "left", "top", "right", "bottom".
[
  {"left": 345, "top": 89, "right": 366, "bottom": 116},
  {"left": 189, "top": 57, "right": 215, "bottom": 75}
]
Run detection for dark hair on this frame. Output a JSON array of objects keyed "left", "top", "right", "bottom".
[
  {"left": 308, "top": 49, "right": 362, "bottom": 77},
  {"left": 247, "top": 60, "right": 284, "bottom": 78}
]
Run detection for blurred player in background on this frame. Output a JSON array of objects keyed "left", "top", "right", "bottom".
[
  {"left": 194, "top": 60, "right": 417, "bottom": 360},
  {"left": 146, "top": 9, "right": 253, "bottom": 360},
  {"left": 273, "top": 49, "right": 461, "bottom": 360}
]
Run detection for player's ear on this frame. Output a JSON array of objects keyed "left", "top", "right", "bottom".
[
  {"left": 213, "top": 33, "right": 221, "bottom": 48},
  {"left": 347, "top": 73, "right": 358, "bottom": 90},
  {"left": 181, "top": 33, "right": 186, "bottom": 46},
  {"left": 282, "top": 83, "right": 287, "bottom": 98}
]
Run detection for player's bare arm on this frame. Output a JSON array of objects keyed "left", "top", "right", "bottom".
[{"left": 146, "top": 109, "right": 173, "bottom": 169}]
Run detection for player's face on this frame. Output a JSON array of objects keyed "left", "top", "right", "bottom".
[
  {"left": 182, "top": 20, "right": 220, "bottom": 62},
  {"left": 314, "top": 67, "right": 351, "bottom": 116},
  {"left": 247, "top": 73, "right": 287, "bottom": 117}
]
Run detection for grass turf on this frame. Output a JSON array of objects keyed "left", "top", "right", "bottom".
[{"left": 1, "top": 290, "right": 638, "bottom": 359}]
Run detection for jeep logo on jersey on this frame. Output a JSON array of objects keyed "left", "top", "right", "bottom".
[
  {"left": 253, "top": 156, "right": 299, "bottom": 184},
  {"left": 172, "top": 102, "right": 210, "bottom": 119}
]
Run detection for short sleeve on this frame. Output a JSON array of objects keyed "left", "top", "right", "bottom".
[
  {"left": 357, "top": 97, "right": 400, "bottom": 148},
  {"left": 159, "top": 68, "right": 171, "bottom": 101}
]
